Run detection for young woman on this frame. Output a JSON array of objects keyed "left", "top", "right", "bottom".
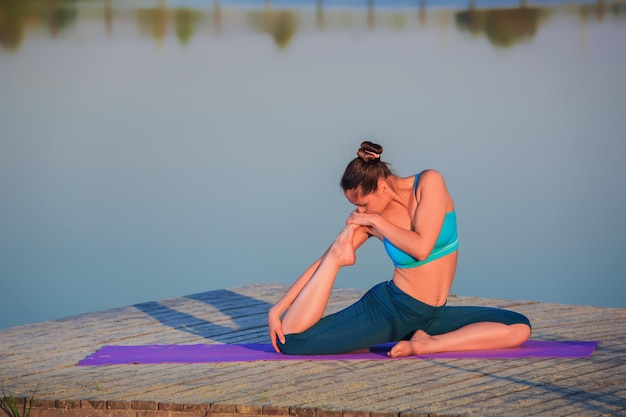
[{"left": 268, "top": 141, "right": 531, "bottom": 357}]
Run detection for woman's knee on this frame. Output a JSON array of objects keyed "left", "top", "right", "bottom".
[
  {"left": 509, "top": 323, "right": 531, "bottom": 347},
  {"left": 277, "top": 334, "right": 320, "bottom": 355},
  {"left": 276, "top": 334, "right": 299, "bottom": 355},
  {"left": 504, "top": 310, "right": 531, "bottom": 347}
]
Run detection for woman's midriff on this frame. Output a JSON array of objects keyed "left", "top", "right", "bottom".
[{"left": 391, "top": 251, "right": 458, "bottom": 307}]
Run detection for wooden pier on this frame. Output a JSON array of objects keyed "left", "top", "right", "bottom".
[{"left": 1, "top": 284, "right": 625, "bottom": 417}]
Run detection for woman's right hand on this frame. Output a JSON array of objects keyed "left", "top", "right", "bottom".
[{"left": 268, "top": 306, "right": 286, "bottom": 353}]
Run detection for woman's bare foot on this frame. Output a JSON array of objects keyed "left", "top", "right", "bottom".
[
  {"left": 388, "top": 330, "right": 435, "bottom": 358},
  {"left": 328, "top": 224, "right": 358, "bottom": 267}
]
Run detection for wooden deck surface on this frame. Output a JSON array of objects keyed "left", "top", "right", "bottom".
[{"left": 1, "top": 284, "right": 625, "bottom": 417}]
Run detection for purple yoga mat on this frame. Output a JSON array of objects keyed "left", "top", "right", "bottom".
[{"left": 77, "top": 340, "right": 599, "bottom": 366}]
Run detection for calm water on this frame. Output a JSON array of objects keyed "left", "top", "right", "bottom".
[{"left": 1, "top": 0, "right": 625, "bottom": 329}]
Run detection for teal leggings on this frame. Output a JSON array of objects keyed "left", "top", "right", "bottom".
[{"left": 277, "top": 280, "right": 531, "bottom": 355}]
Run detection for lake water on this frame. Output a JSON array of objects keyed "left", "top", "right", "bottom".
[{"left": 1, "top": 0, "right": 625, "bottom": 329}]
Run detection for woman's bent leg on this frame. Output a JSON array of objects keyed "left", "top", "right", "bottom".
[
  {"left": 281, "top": 225, "right": 358, "bottom": 335},
  {"left": 389, "top": 306, "right": 531, "bottom": 357},
  {"left": 278, "top": 282, "right": 410, "bottom": 355}
]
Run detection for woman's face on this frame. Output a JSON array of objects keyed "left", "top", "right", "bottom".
[{"left": 344, "top": 186, "right": 387, "bottom": 215}]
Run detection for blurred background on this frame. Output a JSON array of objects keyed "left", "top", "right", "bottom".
[{"left": 1, "top": 0, "right": 625, "bottom": 329}]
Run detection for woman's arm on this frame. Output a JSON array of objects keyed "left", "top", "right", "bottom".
[{"left": 348, "top": 170, "right": 451, "bottom": 261}]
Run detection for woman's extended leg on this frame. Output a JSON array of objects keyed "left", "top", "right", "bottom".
[
  {"left": 389, "top": 322, "right": 531, "bottom": 357},
  {"left": 281, "top": 224, "right": 358, "bottom": 335}
]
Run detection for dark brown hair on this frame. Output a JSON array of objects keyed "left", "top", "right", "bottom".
[{"left": 340, "top": 141, "right": 392, "bottom": 194}]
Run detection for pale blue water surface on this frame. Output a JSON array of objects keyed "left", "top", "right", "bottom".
[{"left": 1, "top": 0, "right": 625, "bottom": 329}]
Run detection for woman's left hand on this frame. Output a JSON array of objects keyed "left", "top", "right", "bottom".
[{"left": 268, "top": 306, "right": 286, "bottom": 353}]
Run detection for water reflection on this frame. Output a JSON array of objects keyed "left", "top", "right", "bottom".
[
  {"left": 136, "top": 4, "right": 168, "bottom": 43},
  {"left": 456, "top": 7, "right": 546, "bottom": 48},
  {"left": 2, "top": 0, "right": 625, "bottom": 329},
  {"left": 248, "top": 4, "right": 298, "bottom": 48},
  {"left": 0, "top": 0, "right": 76, "bottom": 51},
  {"left": 0, "top": 0, "right": 23, "bottom": 51},
  {"left": 46, "top": 1, "right": 77, "bottom": 38},
  {"left": 104, "top": 0, "right": 112, "bottom": 36},
  {"left": 1, "top": 0, "right": 625, "bottom": 52}
]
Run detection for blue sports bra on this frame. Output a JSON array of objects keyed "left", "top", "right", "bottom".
[{"left": 382, "top": 174, "right": 459, "bottom": 268}]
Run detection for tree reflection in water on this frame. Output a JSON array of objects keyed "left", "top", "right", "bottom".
[
  {"left": 0, "top": 0, "right": 625, "bottom": 52},
  {"left": 174, "top": 8, "right": 199, "bottom": 45},
  {"left": 0, "top": 0, "right": 77, "bottom": 52},
  {"left": 136, "top": 1, "right": 167, "bottom": 44},
  {"left": 0, "top": 0, "right": 26, "bottom": 51},
  {"left": 455, "top": 7, "right": 546, "bottom": 48}
]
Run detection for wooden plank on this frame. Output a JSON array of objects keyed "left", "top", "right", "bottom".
[{"left": 1, "top": 284, "right": 624, "bottom": 417}]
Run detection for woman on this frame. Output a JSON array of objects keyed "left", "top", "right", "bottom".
[{"left": 268, "top": 141, "right": 531, "bottom": 357}]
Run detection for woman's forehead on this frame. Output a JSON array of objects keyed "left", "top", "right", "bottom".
[{"left": 344, "top": 188, "right": 367, "bottom": 205}]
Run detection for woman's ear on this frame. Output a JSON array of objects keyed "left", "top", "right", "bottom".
[{"left": 378, "top": 179, "right": 388, "bottom": 193}]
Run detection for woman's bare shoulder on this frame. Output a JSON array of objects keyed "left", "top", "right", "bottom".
[
  {"left": 418, "top": 168, "right": 444, "bottom": 180},
  {"left": 416, "top": 169, "right": 447, "bottom": 191}
]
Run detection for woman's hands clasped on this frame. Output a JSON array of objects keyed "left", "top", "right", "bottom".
[{"left": 346, "top": 210, "right": 380, "bottom": 228}]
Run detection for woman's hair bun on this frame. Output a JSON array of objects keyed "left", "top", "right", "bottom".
[{"left": 357, "top": 141, "right": 383, "bottom": 162}]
